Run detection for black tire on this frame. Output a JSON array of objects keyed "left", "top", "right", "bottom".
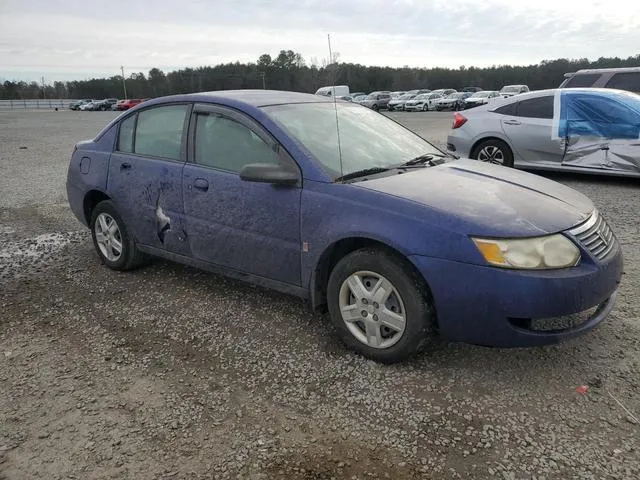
[
  {"left": 326, "top": 248, "right": 436, "bottom": 363},
  {"left": 422, "top": 103, "right": 429, "bottom": 111},
  {"left": 372, "top": 104, "right": 379, "bottom": 111},
  {"left": 90, "top": 200, "right": 147, "bottom": 271},
  {"left": 471, "top": 139, "right": 514, "bottom": 167}
]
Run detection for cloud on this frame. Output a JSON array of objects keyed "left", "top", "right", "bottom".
[{"left": 1, "top": 0, "right": 638, "bottom": 81}]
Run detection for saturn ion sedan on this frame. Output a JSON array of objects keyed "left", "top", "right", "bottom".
[{"left": 66, "top": 90, "right": 623, "bottom": 363}]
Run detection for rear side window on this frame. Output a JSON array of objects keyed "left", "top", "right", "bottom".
[
  {"left": 515, "top": 96, "right": 554, "bottom": 119},
  {"left": 564, "top": 74, "right": 601, "bottom": 88},
  {"left": 494, "top": 102, "right": 517, "bottom": 115},
  {"left": 605, "top": 72, "right": 640, "bottom": 93},
  {"left": 194, "top": 113, "right": 278, "bottom": 173},
  {"left": 134, "top": 105, "right": 189, "bottom": 160},
  {"left": 117, "top": 115, "right": 135, "bottom": 153}
]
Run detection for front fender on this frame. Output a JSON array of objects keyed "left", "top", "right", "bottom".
[{"left": 300, "top": 180, "right": 477, "bottom": 301}]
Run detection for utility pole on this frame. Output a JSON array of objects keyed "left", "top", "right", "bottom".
[
  {"left": 120, "top": 65, "right": 128, "bottom": 99},
  {"left": 258, "top": 71, "right": 266, "bottom": 89},
  {"left": 42, "top": 76, "right": 45, "bottom": 99}
]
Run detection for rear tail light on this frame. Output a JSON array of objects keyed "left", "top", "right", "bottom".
[{"left": 452, "top": 112, "right": 467, "bottom": 129}]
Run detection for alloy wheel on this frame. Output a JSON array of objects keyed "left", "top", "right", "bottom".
[
  {"left": 94, "top": 213, "right": 123, "bottom": 262},
  {"left": 477, "top": 146, "right": 505, "bottom": 165}
]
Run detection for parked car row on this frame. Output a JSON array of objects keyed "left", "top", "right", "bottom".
[
  {"left": 317, "top": 84, "right": 532, "bottom": 112},
  {"left": 69, "top": 98, "right": 148, "bottom": 111}
]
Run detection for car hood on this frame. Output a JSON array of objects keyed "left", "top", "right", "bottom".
[
  {"left": 465, "top": 97, "right": 486, "bottom": 102},
  {"left": 356, "top": 159, "right": 593, "bottom": 237}
]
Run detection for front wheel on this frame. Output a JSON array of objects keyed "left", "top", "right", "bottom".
[
  {"left": 327, "top": 248, "right": 436, "bottom": 363},
  {"left": 372, "top": 104, "right": 379, "bottom": 111},
  {"left": 90, "top": 200, "right": 147, "bottom": 270},
  {"left": 471, "top": 139, "right": 514, "bottom": 167},
  {"left": 422, "top": 103, "right": 429, "bottom": 111}
]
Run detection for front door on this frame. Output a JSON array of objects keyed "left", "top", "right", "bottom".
[
  {"left": 107, "top": 103, "right": 191, "bottom": 254},
  {"left": 560, "top": 92, "right": 640, "bottom": 172},
  {"left": 182, "top": 104, "right": 302, "bottom": 286}
]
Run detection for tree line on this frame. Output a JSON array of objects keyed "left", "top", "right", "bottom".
[{"left": 1, "top": 50, "right": 639, "bottom": 100}]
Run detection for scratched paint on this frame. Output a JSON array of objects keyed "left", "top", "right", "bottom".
[{"left": 155, "top": 201, "right": 171, "bottom": 243}]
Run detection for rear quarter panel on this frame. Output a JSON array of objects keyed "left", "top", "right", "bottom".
[
  {"left": 449, "top": 110, "right": 517, "bottom": 159},
  {"left": 66, "top": 124, "right": 117, "bottom": 225}
]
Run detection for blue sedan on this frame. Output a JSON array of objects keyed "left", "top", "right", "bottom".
[{"left": 66, "top": 90, "right": 623, "bottom": 363}]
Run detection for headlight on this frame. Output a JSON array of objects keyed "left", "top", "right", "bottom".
[{"left": 472, "top": 234, "right": 580, "bottom": 269}]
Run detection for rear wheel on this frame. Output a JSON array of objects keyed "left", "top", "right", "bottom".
[
  {"left": 471, "top": 139, "right": 514, "bottom": 167},
  {"left": 90, "top": 200, "right": 147, "bottom": 271},
  {"left": 327, "top": 248, "right": 436, "bottom": 363},
  {"left": 372, "top": 104, "right": 379, "bottom": 112},
  {"left": 422, "top": 103, "right": 429, "bottom": 111}
]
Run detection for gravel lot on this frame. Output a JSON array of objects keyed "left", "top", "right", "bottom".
[{"left": 1, "top": 109, "right": 639, "bottom": 479}]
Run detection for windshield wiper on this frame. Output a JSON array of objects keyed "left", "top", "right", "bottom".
[
  {"left": 335, "top": 167, "right": 391, "bottom": 182},
  {"left": 397, "top": 153, "right": 448, "bottom": 168}
]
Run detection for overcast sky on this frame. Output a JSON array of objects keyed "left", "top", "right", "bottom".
[{"left": 1, "top": 0, "right": 639, "bottom": 82}]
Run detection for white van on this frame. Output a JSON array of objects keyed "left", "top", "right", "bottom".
[{"left": 315, "top": 85, "right": 350, "bottom": 97}]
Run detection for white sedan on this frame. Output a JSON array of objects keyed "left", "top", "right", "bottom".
[{"left": 404, "top": 93, "right": 443, "bottom": 111}]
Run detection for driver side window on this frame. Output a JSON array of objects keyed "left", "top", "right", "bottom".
[{"left": 194, "top": 113, "right": 279, "bottom": 173}]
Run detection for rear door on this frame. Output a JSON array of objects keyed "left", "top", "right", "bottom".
[
  {"left": 182, "top": 104, "right": 302, "bottom": 286},
  {"left": 499, "top": 95, "right": 563, "bottom": 166},
  {"left": 107, "top": 103, "right": 191, "bottom": 255}
]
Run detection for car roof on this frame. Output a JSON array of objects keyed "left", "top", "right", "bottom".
[
  {"left": 569, "top": 66, "right": 640, "bottom": 75},
  {"left": 143, "top": 90, "right": 336, "bottom": 108},
  {"left": 485, "top": 87, "right": 636, "bottom": 108}
]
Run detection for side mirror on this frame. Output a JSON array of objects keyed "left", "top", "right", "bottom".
[{"left": 239, "top": 163, "right": 299, "bottom": 186}]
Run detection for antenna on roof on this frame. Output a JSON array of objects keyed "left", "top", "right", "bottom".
[{"left": 328, "top": 33, "right": 344, "bottom": 181}]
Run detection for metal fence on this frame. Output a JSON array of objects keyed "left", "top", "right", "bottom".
[{"left": 0, "top": 99, "right": 77, "bottom": 110}]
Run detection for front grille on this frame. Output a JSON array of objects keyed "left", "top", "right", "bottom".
[{"left": 568, "top": 211, "right": 617, "bottom": 260}]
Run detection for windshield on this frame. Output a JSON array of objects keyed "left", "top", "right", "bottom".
[
  {"left": 414, "top": 94, "right": 429, "bottom": 100},
  {"left": 399, "top": 94, "right": 415, "bottom": 100},
  {"left": 500, "top": 86, "right": 520, "bottom": 93},
  {"left": 263, "top": 102, "right": 442, "bottom": 179},
  {"left": 447, "top": 93, "right": 464, "bottom": 99},
  {"left": 471, "top": 92, "right": 490, "bottom": 98},
  {"left": 365, "top": 94, "right": 377, "bottom": 100}
]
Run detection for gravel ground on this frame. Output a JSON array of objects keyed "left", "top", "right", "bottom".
[{"left": 1, "top": 109, "right": 639, "bottom": 479}]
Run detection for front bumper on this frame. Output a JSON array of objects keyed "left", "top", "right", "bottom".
[{"left": 409, "top": 245, "right": 623, "bottom": 347}]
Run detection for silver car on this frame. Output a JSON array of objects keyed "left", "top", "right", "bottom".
[
  {"left": 499, "top": 84, "right": 530, "bottom": 98},
  {"left": 446, "top": 88, "right": 640, "bottom": 178},
  {"left": 387, "top": 93, "right": 417, "bottom": 111},
  {"left": 404, "top": 92, "right": 443, "bottom": 111},
  {"left": 463, "top": 91, "right": 500, "bottom": 109}
]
